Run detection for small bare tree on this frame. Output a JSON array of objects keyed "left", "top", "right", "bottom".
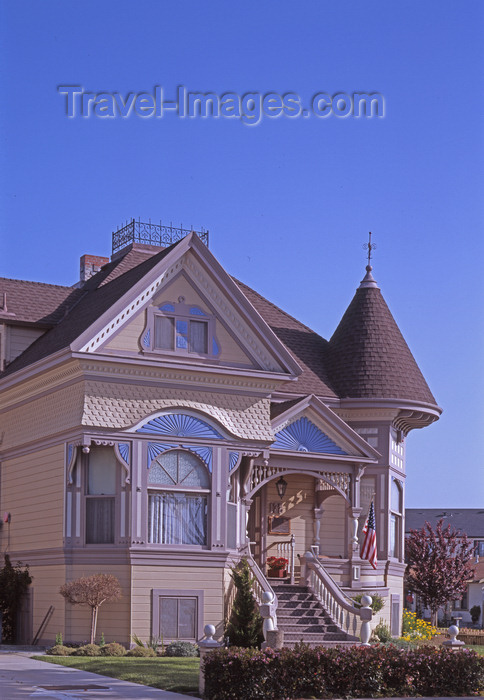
[{"left": 60, "top": 574, "right": 122, "bottom": 644}]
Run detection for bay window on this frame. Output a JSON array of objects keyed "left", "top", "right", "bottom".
[{"left": 147, "top": 449, "right": 210, "bottom": 546}]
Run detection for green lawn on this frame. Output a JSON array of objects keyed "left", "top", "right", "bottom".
[{"left": 33, "top": 656, "right": 200, "bottom": 697}]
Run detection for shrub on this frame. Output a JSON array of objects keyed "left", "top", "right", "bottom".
[
  {"left": 401, "top": 609, "right": 437, "bottom": 641},
  {"left": 72, "top": 643, "right": 101, "bottom": 656},
  {"left": 47, "top": 644, "right": 73, "bottom": 656},
  {"left": 203, "top": 644, "right": 484, "bottom": 699},
  {"left": 100, "top": 642, "right": 126, "bottom": 656},
  {"left": 0, "top": 555, "right": 32, "bottom": 643},
  {"left": 225, "top": 559, "right": 264, "bottom": 648},
  {"left": 351, "top": 592, "right": 385, "bottom": 614},
  {"left": 371, "top": 619, "right": 392, "bottom": 643},
  {"left": 165, "top": 641, "right": 198, "bottom": 657},
  {"left": 126, "top": 645, "right": 156, "bottom": 657}
]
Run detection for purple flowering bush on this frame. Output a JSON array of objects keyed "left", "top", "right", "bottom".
[{"left": 203, "top": 643, "right": 484, "bottom": 699}]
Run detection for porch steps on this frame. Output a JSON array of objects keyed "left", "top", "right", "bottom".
[{"left": 270, "top": 583, "right": 359, "bottom": 649}]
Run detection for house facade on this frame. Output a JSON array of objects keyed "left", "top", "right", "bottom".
[
  {"left": 0, "top": 222, "right": 441, "bottom": 645},
  {"left": 406, "top": 509, "right": 484, "bottom": 627}
]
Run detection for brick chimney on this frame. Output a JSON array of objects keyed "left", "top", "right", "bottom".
[{"left": 80, "top": 254, "right": 109, "bottom": 283}]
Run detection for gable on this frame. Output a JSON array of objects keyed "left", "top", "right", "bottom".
[
  {"left": 272, "top": 416, "right": 347, "bottom": 455},
  {"left": 75, "top": 237, "right": 300, "bottom": 377},
  {"left": 271, "top": 395, "right": 381, "bottom": 460}
]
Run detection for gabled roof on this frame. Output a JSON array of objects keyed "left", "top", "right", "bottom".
[
  {"left": 0, "top": 278, "right": 83, "bottom": 326},
  {"left": 326, "top": 269, "right": 437, "bottom": 404},
  {"left": 405, "top": 509, "right": 484, "bottom": 538},
  {"left": 234, "top": 280, "right": 338, "bottom": 399},
  {"left": 0, "top": 243, "right": 179, "bottom": 377}
]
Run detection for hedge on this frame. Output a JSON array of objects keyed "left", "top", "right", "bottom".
[{"left": 203, "top": 643, "right": 484, "bottom": 699}]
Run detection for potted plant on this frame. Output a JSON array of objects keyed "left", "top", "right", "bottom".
[
  {"left": 266, "top": 556, "right": 288, "bottom": 578},
  {"left": 470, "top": 605, "right": 481, "bottom": 626}
]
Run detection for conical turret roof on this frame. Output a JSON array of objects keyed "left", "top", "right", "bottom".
[{"left": 326, "top": 267, "right": 437, "bottom": 404}]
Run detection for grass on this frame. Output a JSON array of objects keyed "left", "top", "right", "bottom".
[{"left": 32, "top": 655, "right": 200, "bottom": 696}]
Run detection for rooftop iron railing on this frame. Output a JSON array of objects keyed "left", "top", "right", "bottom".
[{"left": 112, "top": 218, "right": 209, "bottom": 255}]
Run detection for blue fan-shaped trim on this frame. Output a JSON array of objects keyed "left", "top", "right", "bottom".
[
  {"left": 68, "top": 444, "right": 74, "bottom": 465},
  {"left": 137, "top": 413, "right": 224, "bottom": 439},
  {"left": 190, "top": 306, "right": 207, "bottom": 316},
  {"left": 212, "top": 337, "right": 220, "bottom": 355},
  {"left": 118, "top": 443, "right": 130, "bottom": 464},
  {"left": 159, "top": 303, "right": 175, "bottom": 312},
  {"left": 229, "top": 452, "right": 240, "bottom": 471},
  {"left": 148, "top": 443, "right": 175, "bottom": 464},
  {"left": 273, "top": 417, "right": 347, "bottom": 455},
  {"left": 142, "top": 328, "right": 151, "bottom": 348},
  {"left": 182, "top": 445, "right": 212, "bottom": 472}
]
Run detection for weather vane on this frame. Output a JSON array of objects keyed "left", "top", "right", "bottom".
[{"left": 363, "top": 232, "right": 376, "bottom": 267}]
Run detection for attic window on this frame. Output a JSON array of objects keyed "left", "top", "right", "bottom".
[{"left": 143, "top": 297, "right": 218, "bottom": 358}]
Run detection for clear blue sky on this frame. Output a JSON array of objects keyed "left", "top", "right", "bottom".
[{"left": 1, "top": 1, "right": 483, "bottom": 507}]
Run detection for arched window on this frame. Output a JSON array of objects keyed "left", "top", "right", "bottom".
[{"left": 147, "top": 450, "right": 209, "bottom": 546}]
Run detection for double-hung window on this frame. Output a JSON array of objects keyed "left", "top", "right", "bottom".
[
  {"left": 389, "top": 478, "right": 403, "bottom": 559},
  {"left": 145, "top": 298, "right": 217, "bottom": 358},
  {"left": 85, "top": 447, "right": 117, "bottom": 544},
  {"left": 147, "top": 450, "right": 210, "bottom": 546}
]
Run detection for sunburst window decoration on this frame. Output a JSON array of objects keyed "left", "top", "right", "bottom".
[
  {"left": 190, "top": 306, "right": 208, "bottom": 316},
  {"left": 142, "top": 328, "right": 151, "bottom": 348},
  {"left": 117, "top": 443, "right": 130, "bottom": 465},
  {"left": 272, "top": 417, "right": 347, "bottom": 455},
  {"left": 137, "top": 413, "right": 224, "bottom": 439},
  {"left": 147, "top": 442, "right": 213, "bottom": 472}
]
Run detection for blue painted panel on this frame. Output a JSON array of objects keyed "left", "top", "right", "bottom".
[
  {"left": 159, "top": 303, "right": 175, "bottom": 312},
  {"left": 142, "top": 328, "right": 151, "bottom": 348},
  {"left": 147, "top": 442, "right": 175, "bottom": 464},
  {"left": 118, "top": 443, "right": 130, "bottom": 464},
  {"left": 273, "top": 417, "right": 347, "bottom": 455},
  {"left": 182, "top": 445, "right": 213, "bottom": 472},
  {"left": 229, "top": 451, "right": 240, "bottom": 471},
  {"left": 138, "top": 413, "right": 224, "bottom": 439},
  {"left": 190, "top": 306, "right": 208, "bottom": 316}
]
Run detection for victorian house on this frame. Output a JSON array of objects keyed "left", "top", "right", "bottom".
[{"left": 0, "top": 223, "right": 441, "bottom": 645}]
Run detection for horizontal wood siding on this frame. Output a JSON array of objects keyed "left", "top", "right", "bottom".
[
  {"left": 132, "top": 565, "right": 225, "bottom": 640},
  {"left": 1, "top": 445, "right": 65, "bottom": 551},
  {"left": 65, "top": 564, "right": 131, "bottom": 645},
  {"left": 104, "top": 313, "right": 145, "bottom": 352},
  {"left": 30, "top": 565, "right": 66, "bottom": 646},
  {"left": 320, "top": 494, "right": 346, "bottom": 557},
  {"left": 7, "top": 326, "right": 44, "bottom": 364}
]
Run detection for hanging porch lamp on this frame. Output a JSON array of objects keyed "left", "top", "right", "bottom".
[{"left": 276, "top": 475, "right": 288, "bottom": 500}]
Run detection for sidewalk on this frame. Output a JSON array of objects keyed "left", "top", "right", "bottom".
[{"left": 0, "top": 652, "right": 199, "bottom": 700}]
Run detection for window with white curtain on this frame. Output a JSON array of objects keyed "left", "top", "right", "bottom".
[
  {"left": 145, "top": 298, "right": 216, "bottom": 358},
  {"left": 85, "top": 446, "right": 117, "bottom": 544},
  {"left": 148, "top": 450, "right": 210, "bottom": 546}
]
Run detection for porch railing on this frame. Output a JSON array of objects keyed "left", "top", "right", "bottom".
[
  {"left": 273, "top": 534, "right": 296, "bottom": 584},
  {"left": 305, "top": 552, "right": 373, "bottom": 642},
  {"left": 246, "top": 544, "right": 279, "bottom": 630}
]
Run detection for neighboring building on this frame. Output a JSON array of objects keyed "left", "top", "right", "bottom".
[
  {"left": 405, "top": 509, "right": 484, "bottom": 626},
  {"left": 0, "top": 221, "right": 441, "bottom": 645}
]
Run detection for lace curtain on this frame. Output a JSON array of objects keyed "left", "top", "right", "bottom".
[{"left": 148, "top": 492, "right": 207, "bottom": 545}]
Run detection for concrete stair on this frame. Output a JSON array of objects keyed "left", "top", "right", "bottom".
[{"left": 270, "top": 583, "right": 359, "bottom": 648}]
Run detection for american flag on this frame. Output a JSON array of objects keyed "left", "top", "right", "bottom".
[{"left": 360, "top": 501, "right": 377, "bottom": 569}]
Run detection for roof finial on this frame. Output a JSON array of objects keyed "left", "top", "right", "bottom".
[{"left": 359, "top": 232, "right": 378, "bottom": 288}]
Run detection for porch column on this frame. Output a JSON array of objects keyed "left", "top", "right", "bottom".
[
  {"left": 241, "top": 497, "right": 253, "bottom": 548},
  {"left": 313, "top": 479, "right": 324, "bottom": 555},
  {"left": 347, "top": 506, "right": 363, "bottom": 588}
]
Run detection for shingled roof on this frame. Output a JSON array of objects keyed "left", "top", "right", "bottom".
[
  {"left": 325, "top": 268, "right": 437, "bottom": 404},
  {"left": 406, "top": 509, "right": 484, "bottom": 537},
  {"left": 0, "top": 243, "right": 438, "bottom": 411}
]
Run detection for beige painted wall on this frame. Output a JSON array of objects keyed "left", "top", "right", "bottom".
[
  {"left": 64, "top": 563, "right": 131, "bottom": 645},
  {"left": 1, "top": 444, "right": 65, "bottom": 551},
  {"left": 131, "top": 564, "right": 226, "bottom": 642},
  {"left": 103, "top": 273, "right": 255, "bottom": 366},
  {"left": 320, "top": 494, "right": 347, "bottom": 557},
  {"left": 29, "top": 564, "right": 66, "bottom": 645}
]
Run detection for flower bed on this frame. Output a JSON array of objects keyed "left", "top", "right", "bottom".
[{"left": 203, "top": 643, "right": 484, "bottom": 699}]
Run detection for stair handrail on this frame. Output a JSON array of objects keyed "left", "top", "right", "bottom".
[
  {"left": 245, "top": 544, "right": 279, "bottom": 631},
  {"left": 304, "top": 552, "right": 373, "bottom": 643}
]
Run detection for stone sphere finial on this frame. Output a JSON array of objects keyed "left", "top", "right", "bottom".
[
  {"left": 204, "top": 624, "right": 216, "bottom": 639},
  {"left": 262, "top": 591, "right": 274, "bottom": 604},
  {"left": 361, "top": 594, "right": 373, "bottom": 607}
]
